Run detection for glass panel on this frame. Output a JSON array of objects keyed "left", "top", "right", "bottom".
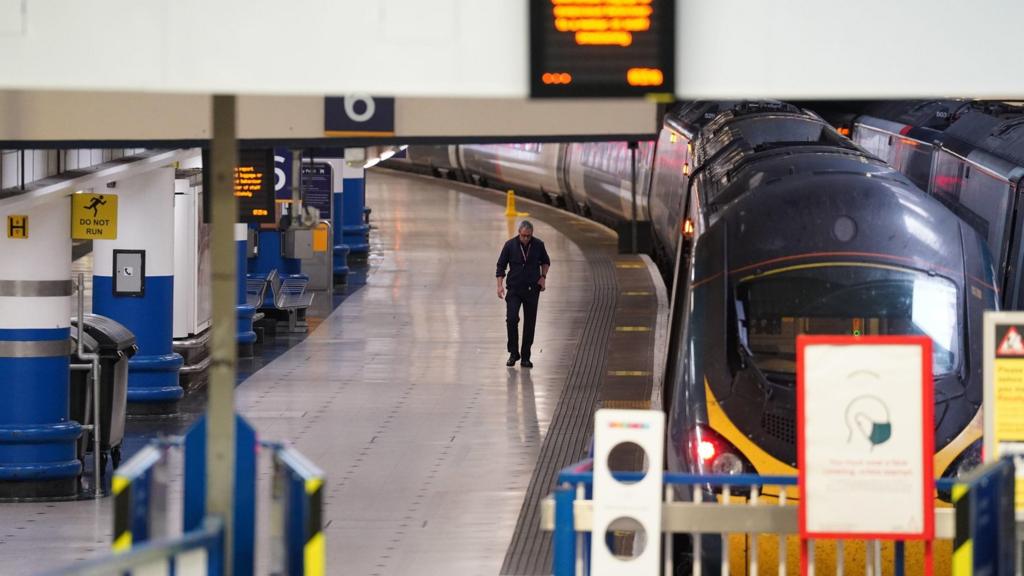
[
  {"left": 930, "top": 151, "right": 965, "bottom": 205},
  {"left": 650, "top": 129, "right": 688, "bottom": 242},
  {"left": 960, "top": 166, "right": 1013, "bottom": 263},
  {"left": 853, "top": 125, "right": 891, "bottom": 159},
  {"left": 892, "top": 138, "right": 933, "bottom": 191},
  {"left": 736, "top": 264, "right": 959, "bottom": 376}
]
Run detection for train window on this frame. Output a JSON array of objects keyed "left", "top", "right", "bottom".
[
  {"left": 959, "top": 165, "right": 1013, "bottom": 264},
  {"left": 892, "top": 138, "right": 932, "bottom": 191},
  {"left": 729, "top": 117, "right": 851, "bottom": 150},
  {"left": 735, "top": 263, "right": 959, "bottom": 377},
  {"left": 931, "top": 151, "right": 965, "bottom": 203},
  {"left": 852, "top": 125, "right": 892, "bottom": 160}
]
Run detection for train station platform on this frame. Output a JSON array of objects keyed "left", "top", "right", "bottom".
[{"left": 0, "top": 169, "right": 665, "bottom": 575}]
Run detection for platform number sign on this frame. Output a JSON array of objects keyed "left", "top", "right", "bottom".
[
  {"left": 7, "top": 215, "right": 27, "bottom": 239},
  {"left": 324, "top": 95, "right": 395, "bottom": 137}
]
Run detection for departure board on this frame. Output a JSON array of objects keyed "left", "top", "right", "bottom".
[
  {"left": 234, "top": 149, "right": 275, "bottom": 225},
  {"left": 530, "top": 0, "right": 674, "bottom": 98}
]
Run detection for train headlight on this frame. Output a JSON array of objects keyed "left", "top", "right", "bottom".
[{"left": 712, "top": 453, "right": 744, "bottom": 475}]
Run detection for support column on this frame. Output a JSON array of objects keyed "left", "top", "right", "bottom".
[
  {"left": 93, "top": 168, "right": 183, "bottom": 411},
  {"left": 325, "top": 157, "right": 349, "bottom": 282},
  {"left": 0, "top": 199, "right": 81, "bottom": 498},
  {"left": 342, "top": 148, "right": 369, "bottom": 255},
  {"left": 236, "top": 223, "right": 257, "bottom": 357}
]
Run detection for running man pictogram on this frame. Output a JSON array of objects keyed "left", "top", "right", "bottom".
[{"left": 84, "top": 195, "right": 107, "bottom": 218}]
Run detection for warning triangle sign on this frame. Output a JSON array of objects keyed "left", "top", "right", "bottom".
[{"left": 998, "top": 326, "right": 1024, "bottom": 356}]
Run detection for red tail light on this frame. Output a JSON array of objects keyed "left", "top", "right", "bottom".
[
  {"left": 689, "top": 426, "right": 750, "bottom": 475},
  {"left": 697, "top": 440, "right": 716, "bottom": 462}
]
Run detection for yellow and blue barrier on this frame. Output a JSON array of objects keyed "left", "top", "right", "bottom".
[
  {"left": 111, "top": 443, "right": 172, "bottom": 553},
  {"left": 951, "top": 458, "right": 1016, "bottom": 575},
  {"left": 268, "top": 443, "right": 326, "bottom": 576}
]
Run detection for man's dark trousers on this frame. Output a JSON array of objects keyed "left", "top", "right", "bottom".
[{"left": 506, "top": 286, "right": 540, "bottom": 360}]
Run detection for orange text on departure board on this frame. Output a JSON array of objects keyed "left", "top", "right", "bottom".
[
  {"left": 551, "top": 0, "right": 653, "bottom": 47},
  {"left": 627, "top": 67, "right": 663, "bottom": 86},
  {"left": 542, "top": 72, "right": 573, "bottom": 85},
  {"left": 234, "top": 166, "right": 263, "bottom": 198}
]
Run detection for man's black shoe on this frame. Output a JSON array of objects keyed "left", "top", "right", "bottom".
[
  {"left": 506, "top": 354, "right": 520, "bottom": 367},
  {"left": 521, "top": 359, "right": 533, "bottom": 368}
]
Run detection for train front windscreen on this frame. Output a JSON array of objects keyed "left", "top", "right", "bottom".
[{"left": 735, "top": 263, "right": 960, "bottom": 378}]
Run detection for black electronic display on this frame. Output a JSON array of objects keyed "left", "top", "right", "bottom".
[
  {"left": 530, "top": 0, "right": 674, "bottom": 98},
  {"left": 234, "top": 149, "right": 275, "bottom": 226}
]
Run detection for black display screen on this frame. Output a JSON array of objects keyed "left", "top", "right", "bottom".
[
  {"left": 530, "top": 0, "right": 674, "bottom": 98},
  {"left": 234, "top": 149, "right": 275, "bottom": 226}
]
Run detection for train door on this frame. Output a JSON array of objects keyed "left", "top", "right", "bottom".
[{"left": 1001, "top": 175, "right": 1024, "bottom": 309}]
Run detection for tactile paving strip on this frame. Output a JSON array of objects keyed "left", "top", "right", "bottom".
[{"left": 500, "top": 257, "right": 617, "bottom": 575}]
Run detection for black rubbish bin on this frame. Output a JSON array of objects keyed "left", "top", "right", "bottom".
[{"left": 70, "top": 314, "right": 137, "bottom": 472}]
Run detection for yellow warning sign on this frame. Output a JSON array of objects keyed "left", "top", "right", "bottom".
[
  {"left": 7, "top": 215, "right": 27, "bottom": 239},
  {"left": 72, "top": 193, "right": 118, "bottom": 240}
]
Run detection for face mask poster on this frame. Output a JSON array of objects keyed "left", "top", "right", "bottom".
[{"left": 797, "top": 335, "right": 934, "bottom": 555}]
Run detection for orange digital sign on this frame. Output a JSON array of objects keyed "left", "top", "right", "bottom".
[
  {"left": 233, "top": 165, "right": 262, "bottom": 199},
  {"left": 531, "top": 0, "right": 673, "bottom": 98},
  {"left": 234, "top": 149, "right": 275, "bottom": 225}
]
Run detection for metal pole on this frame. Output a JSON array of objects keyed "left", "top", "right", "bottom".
[
  {"left": 629, "top": 141, "right": 638, "bottom": 254},
  {"left": 291, "top": 149, "right": 302, "bottom": 226},
  {"left": 208, "top": 94, "right": 238, "bottom": 575},
  {"left": 76, "top": 272, "right": 102, "bottom": 499}
]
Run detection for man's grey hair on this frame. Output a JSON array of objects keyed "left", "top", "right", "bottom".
[{"left": 518, "top": 220, "right": 534, "bottom": 232}]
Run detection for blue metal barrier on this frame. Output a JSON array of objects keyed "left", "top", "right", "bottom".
[
  {"left": 951, "top": 458, "right": 1017, "bottom": 575},
  {"left": 45, "top": 517, "right": 224, "bottom": 576},
  {"left": 548, "top": 458, "right": 1011, "bottom": 576},
  {"left": 111, "top": 442, "right": 174, "bottom": 552},
  {"left": 265, "top": 441, "right": 326, "bottom": 576}
]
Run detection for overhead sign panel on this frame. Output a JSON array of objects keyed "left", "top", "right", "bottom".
[
  {"left": 324, "top": 96, "right": 395, "bottom": 137},
  {"left": 530, "top": 0, "right": 674, "bottom": 98}
]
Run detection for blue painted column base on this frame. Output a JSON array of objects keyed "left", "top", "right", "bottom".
[
  {"left": 0, "top": 343, "right": 82, "bottom": 500},
  {"left": 237, "top": 304, "right": 257, "bottom": 358},
  {"left": 0, "top": 421, "right": 82, "bottom": 500},
  {"left": 334, "top": 244, "right": 351, "bottom": 281},
  {"left": 343, "top": 224, "right": 369, "bottom": 255},
  {"left": 127, "top": 353, "right": 184, "bottom": 413}
]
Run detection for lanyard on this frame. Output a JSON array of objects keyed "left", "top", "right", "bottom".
[{"left": 519, "top": 240, "right": 531, "bottom": 266}]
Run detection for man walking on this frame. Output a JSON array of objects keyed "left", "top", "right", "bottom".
[{"left": 496, "top": 220, "right": 550, "bottom": 368}]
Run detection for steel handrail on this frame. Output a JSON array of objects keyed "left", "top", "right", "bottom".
[{"left": 41, "top": 517, "right": 224, "bottom": 576}]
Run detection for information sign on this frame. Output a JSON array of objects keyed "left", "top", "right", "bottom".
[
  {"left": 301, "top": 163, "right": 333, "bottom": 219},
  {"left": 7, "top": 215, "right": 27, "bottom": 239},
  {"left": 529, "top": 0, "right": 674, "bottom": 98},
  {"left": 983, "top": 311, "right": 1024, "bottom": 509},
  {"left": 72, "top": 193, "right": 118, "bottom": 240},
  {"left": 234, "top": 149, "right": 275, "bottom": 226},
  {"left": 798, "top": 335, "right": 933, "bottom": 540},
  {"left": 271, "top": 153, "right": 333, "bottom": 220}
]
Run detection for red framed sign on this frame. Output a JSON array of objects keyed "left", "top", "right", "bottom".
[{"left": 797, "top": 335, "right": 934, "bottom": 542}]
